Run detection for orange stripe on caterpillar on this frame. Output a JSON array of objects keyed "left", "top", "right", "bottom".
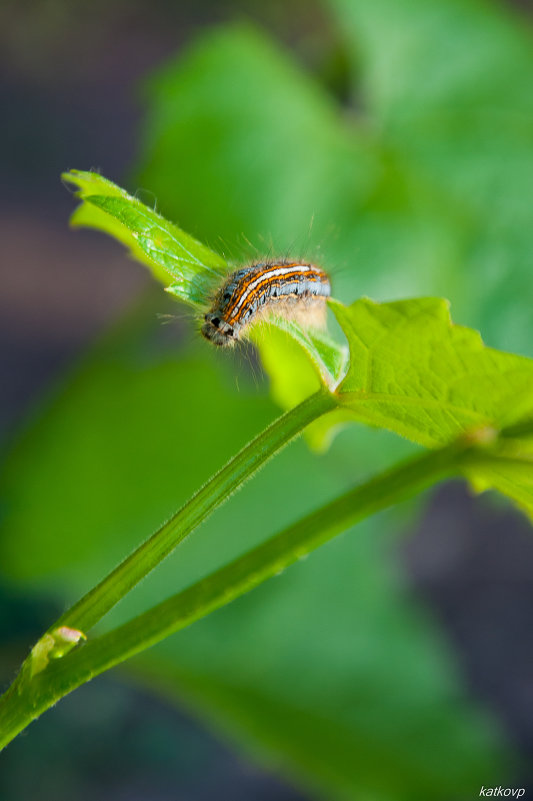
[{"left": 201, "top": 261, "right": 331, "bottom": 347}]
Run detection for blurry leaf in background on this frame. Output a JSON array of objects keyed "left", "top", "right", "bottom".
[
  {"left": 5, "top": 0, "right": 533, "bottom": 796},
  {"left": 137, "top": 14, "right": 533, "bottom": 354},
  {"left": 134, "top": 23, "right": 465, "bottom": 337},
  {"left": 327, "top": 0, "right": 533, "bottom": 353},
  {"left": 135, "top": 23, "right": 377, "bottom": 266}
]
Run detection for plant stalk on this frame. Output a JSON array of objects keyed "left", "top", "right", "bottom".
[
  {"left": 0, "top": 439, "right": 466, "bottom": 750},
  {"left": 52, "top": 388, "right": 337, "bottom": 635}
]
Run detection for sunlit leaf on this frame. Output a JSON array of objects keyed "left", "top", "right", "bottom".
[
  {"left": 64, "top": 170, "right": 347, "bottom": 400},
  {"left": 64, "top": 169, "right": 228, "bottom": 304},
  {"left": 332, "top": 296, "right": 533, "bottom": 517},
  {"left": 333, "top": 297, "right": 533, "bottom": 446}
]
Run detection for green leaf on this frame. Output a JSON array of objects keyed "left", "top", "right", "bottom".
[
  {"left": 328, "top": 0, "right": 533, "bottom": 353},
  {"left": 463, "top": 424, "right": 533, "bottom": 521},
  {"left": 329, "top": 0, "right": 533, "bottom": 116},
  {"left": 136, "top": 24, "right": 374, "bottom": 257},
  {"left": 63, "top": 169, "right": 228, "bottom": 305},
  {"left": 134, "top": 23, "right": 460, "bottom": 334},
  {"left": 332, "top": 296, "right": 533, "bottom": 517},
  {"left": 137, "top": 16, "right": 533, "bottom": 358},
  {"left": 64, "top": 169, "right": 346, "bottom": 401},
  {"left": 332, "top": 297, "right": 533, "bottom": 446},
  {"left": 254, "top": 322, "right": 349, "bottom": 451}
]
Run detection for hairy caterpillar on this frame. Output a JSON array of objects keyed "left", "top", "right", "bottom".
[{"left": 201, "top": 260, "right": 331, "bottom": 347}]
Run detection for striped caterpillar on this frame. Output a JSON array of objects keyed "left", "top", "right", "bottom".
[{"left": 201, "top": 260, "right": 331, "bottom": 347}]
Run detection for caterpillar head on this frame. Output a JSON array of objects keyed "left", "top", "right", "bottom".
[{"left": 201, "top": 313, "right": 237, "bottom": 347}]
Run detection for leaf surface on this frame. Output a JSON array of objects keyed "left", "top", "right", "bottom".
[
  {"left": 64, "top": 169, "right": 228, "bottom": 305},
  {"left": 64, "top": 169, "right": 345, "bottom": 398},
  {"left": 332, "top": 297, "right": 533, "bottom": 516},
  {"left": 333, "top": 297, "right": 533, "bottom": 446}
]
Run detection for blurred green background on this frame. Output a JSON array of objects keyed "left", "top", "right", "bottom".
[{"left": 2, "top": 1, "right": 533, "bottom": 799}]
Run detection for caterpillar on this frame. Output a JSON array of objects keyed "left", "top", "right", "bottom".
[{"left": 201, "top": 260, "right": 331, "bottom": 347}]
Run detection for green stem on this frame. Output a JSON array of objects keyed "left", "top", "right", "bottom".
[
  {"left": 50, "top": 388, "right": 337, "bottom": 635},
  {"left": 0, "top": 440, "right": 465, "bottom": 750}
]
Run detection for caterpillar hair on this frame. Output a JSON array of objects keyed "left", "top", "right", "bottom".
[{"left": 201, "top": 260, "right": 331, "bottom": 347}]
